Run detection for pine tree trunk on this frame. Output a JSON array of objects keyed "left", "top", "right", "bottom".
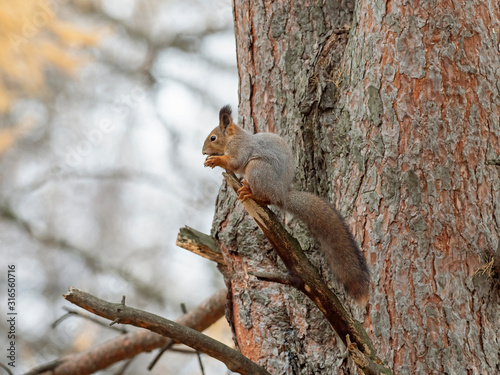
[{"left": 211, "top": 0, "right": 500, "bottom": 373}]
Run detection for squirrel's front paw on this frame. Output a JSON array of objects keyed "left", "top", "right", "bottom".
[{"left": 204, "top": 156, "right": 218, "bottom": 168}]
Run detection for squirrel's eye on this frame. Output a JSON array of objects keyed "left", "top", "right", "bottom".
[{"left": 210, "top": 135, "right": 216, "bottom": 141}]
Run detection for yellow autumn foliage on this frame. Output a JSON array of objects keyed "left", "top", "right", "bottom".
[
  {"left": 0, "top": 1, "right": 97, "bottom": 110},
  {"left": 0, "top": 1, "right": 99, "bottom": 154}
]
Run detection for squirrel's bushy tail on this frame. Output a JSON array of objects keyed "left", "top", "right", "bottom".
[{"left": 279, "top": 191, "right": 370, "bottom": 303}]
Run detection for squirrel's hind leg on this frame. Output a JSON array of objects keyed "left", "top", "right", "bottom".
[{"left": 238, "top": 180, "right": 271, "bottom": 205}]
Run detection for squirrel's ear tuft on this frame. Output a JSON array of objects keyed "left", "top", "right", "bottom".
[
  {"left": 219, "top": 105, "right": 232, "bottom": 117},
  {"left": 219, "top": 105, "right": 232, "bottom": 129}
]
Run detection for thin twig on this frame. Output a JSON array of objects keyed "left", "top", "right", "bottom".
[
  {"left": 52, "top": 307, "right": 127, "bottom": 333},
  {"left": 148, "top": 342, "right": 175, "bottom": 371},
  {"left": 113, "top": 358, "right": 134, "bottom": 375},
  {"left": 182, "top": 303, "right": 205, "bottom": 375}
]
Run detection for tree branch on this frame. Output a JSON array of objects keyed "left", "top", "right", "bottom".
[
  {"left": 176, "top": 226, "right": 224, "bottom": 264},
  {"left": 52, "top": 307, "right": 128, "bottom": 333},
  {"left": 223, "top": 173, "right": 392, "bottom": 375},
  {"left": 248, "top": 271, "right": 295, "bottom": 286},
  {"left": 31, "top": 289, "right": 227, "bottom": 375},
  {"left": 61, "top": 288, "right": 269, "bottom": 375}
]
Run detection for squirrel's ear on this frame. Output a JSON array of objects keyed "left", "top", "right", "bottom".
[{"left": 219, "top": 105, "right": 232, "bottom": 130}]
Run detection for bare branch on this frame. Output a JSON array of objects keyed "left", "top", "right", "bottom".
[
  {"left": 147, "top": 341, "right": 174, "bottom": 371},
  {"left": 248, "top": 271, "right": 295, "bottom": 286},
  {"left": 176, "top": 226, "right": 223, "bottom": 264},
  {"left": 61, "top": 288, "right": 269, "bottom": 375},
  {"left": 32, "top": 289, "right": 227, "bottom": 375},
  {"left": 52, "top": 307, "right": 127, "bottom": 333},
  {"left": 223, "top": 173, "right": 392, "bottom": 375}
]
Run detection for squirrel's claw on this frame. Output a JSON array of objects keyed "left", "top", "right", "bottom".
[
  {"left": 237, "top": 185, "right": 253, "bottom": 201},
  {"left": 237, "top": 181, "right": 271, "bottom": 205},
  {"left": 204, "top": 156, "right": 217, "bottom": 168}
]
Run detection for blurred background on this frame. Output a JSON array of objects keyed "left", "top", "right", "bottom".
[{"left": 0, "top": 0, "right": 237, "bottom": 373}]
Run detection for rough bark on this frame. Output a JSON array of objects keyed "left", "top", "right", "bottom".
[
  {"left": 210, "top": 0, "right": 500, "bottom": 373},
  {"left": 340, "top": 0, "right": 500, "bottom": 373},
  {"left": 213, "top": 0, "right": 365, "bottom": 373}
]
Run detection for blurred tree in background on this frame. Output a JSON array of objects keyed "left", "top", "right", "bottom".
[
  {"left": 0, "top": 1, "right": 96, "bottom": 152},
  {"left": 0, "top": 0, "right": 236, "bottom": 373}
]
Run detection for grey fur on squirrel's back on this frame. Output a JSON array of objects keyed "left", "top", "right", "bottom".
[{"left": 279, "top": 191, "right": 370, "bottom": 302}]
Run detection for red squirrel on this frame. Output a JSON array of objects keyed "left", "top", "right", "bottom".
[{"left": 202, "top": 105, "right": 370, "bottom": 303}]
